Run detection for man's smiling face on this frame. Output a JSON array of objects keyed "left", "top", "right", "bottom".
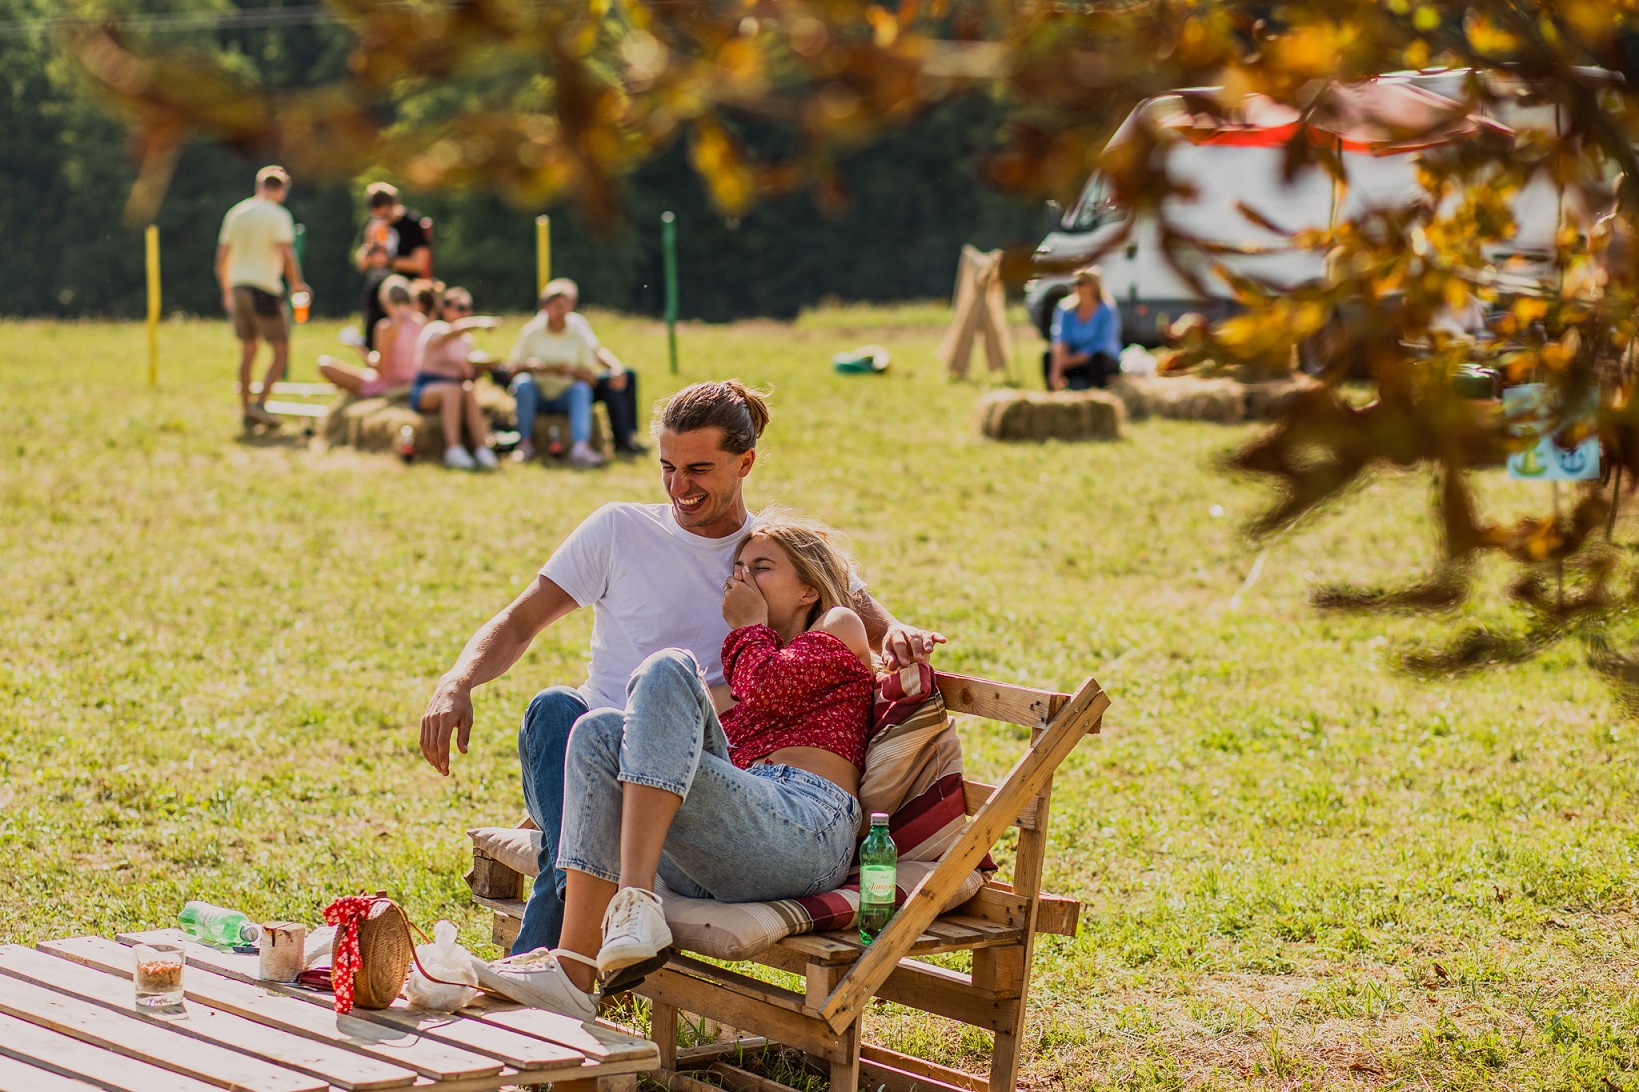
[{"left": 657, "top": 427, "right": 755, "bottom": 539}]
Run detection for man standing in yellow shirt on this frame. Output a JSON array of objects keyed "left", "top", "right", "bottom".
[{"left": 217, "top": 165, "right": 309, "bottom": 430}]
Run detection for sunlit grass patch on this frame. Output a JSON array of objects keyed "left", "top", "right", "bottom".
[{"left": 2, "top": 309, "right": 1636, "bottom": 1090}]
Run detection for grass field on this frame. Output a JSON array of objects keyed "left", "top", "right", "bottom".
[{"left": 2, "top": 305, "right": 1635, "bottom": 1090}]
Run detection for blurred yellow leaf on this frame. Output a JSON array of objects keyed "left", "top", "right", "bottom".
[
  {"left": 1266, "top": 25, "right": 1343, "bottom": 79},
  {"left": 1463, "top": 12, "right": 1519, "bottom": 54},
  {"left": 1513, "top": 297, "right": 1548, "bottom": 324}
]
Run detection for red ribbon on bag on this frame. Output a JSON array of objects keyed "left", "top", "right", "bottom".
[{"left": 322, "top": 895, "right": 377, "bottom": 1014}]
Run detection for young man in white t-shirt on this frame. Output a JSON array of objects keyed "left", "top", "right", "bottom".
[{"left": 419, "top": 380, "right": 944, "bottom": 955}]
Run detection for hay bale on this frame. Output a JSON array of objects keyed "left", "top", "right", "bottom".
[
  {"left": 978, "top": 389, "right": 1124, "bottom": 442},
  {"left": 1107, "top": 375, "right": 1244, "bottom": 423},
  {"left": 1107, "top": 376, "right": 1153, "bottom": 421},
  {"left": 1241, "top": 375, "right": 1321, "bottom": 421},
  {"left": 322, "top": 382, "right": 608, "bottom": 462}
]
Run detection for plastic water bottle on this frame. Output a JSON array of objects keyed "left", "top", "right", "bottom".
[
  {"left": 546, "top": 424, "right": 564, "bottom": 458},
  {"left": 178, "top": 901, "right": 262, "bottom": 947},
  {"left": 858, "top": 812, "right": 897, "bottom": 944},
  {"left": 397, "top": 424, "right": 416, "bottom": 465}
]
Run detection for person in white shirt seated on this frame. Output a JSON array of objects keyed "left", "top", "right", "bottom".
[
  {"left": 560, "top": 281, "right": 646, "bottom": 456},
  {"left": 509, "top": 279, "right": 606, "bottom": 469}
]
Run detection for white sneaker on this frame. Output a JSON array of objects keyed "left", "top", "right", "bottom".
[
  {"left": 338, "top": 325, "right": 366, "bottom": 349},
  {"left": 443, "top": 445, "right": 477, "bottom": 470},
  {"left": 597, "top": 887, "right": 671, "bottom": 977},
  {"left": 473, "top": 446, "right": 499, "bottom": 470},
  {"left": 472, "top": 948, "right": 598, "bottom": 1023},
  {"left": 569, "top": 441, "right": 606, "bottom": 469}
]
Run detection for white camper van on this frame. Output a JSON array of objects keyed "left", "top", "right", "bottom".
[{"left": 1023, "top": 76, "right": 1550, "bottom": 345}]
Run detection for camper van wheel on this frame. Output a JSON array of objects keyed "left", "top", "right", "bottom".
[{"left": 1036, "top": 290, "right": 1067, "bottom": 339}]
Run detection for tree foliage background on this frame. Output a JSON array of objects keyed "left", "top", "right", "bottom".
[{"left": 0, "top": 0, "right": 1041, "bottom": 321}]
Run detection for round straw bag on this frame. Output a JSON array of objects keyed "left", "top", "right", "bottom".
[{"left": 335, "top": 894, "right": 414, "bottom": 1010}]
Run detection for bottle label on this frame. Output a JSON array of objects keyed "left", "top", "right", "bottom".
[{"left": 859, "top": 865, "right": 895, "bottom": 903}]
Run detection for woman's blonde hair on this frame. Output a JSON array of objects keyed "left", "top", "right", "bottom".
[
  {"left": 1072, "top": 265, "right": 1114, "bottom": 306},
  {"left": 735, "top": 508, "right": 856, "bottom": 628}
]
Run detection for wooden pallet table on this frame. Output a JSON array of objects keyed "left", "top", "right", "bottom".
[{"left": 0, "top": 929, "right": 658, "bottom": 1092}]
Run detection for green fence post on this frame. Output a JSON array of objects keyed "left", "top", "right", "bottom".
[{"left": 662, "top": 211, "right": 678, "bottom": 375}]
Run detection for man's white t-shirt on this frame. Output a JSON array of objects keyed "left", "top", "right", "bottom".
[
  {"left": 218, "top": 197, "right": 295, "bottom": 296},
  {"left": 540, "top": 502, "right": 864, "bottom": 710}
]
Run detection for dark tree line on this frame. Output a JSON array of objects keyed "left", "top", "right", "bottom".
[{"left": 0, "top": 0, "right": 1041, "bottom": 321}]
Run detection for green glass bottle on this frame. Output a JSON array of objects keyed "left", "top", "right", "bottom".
[
  {"left": 858, "top": 812, "right": 897, "bottom": 944},
  {"left": 177, "top": 901, "right": 261, "bottom": 947}
]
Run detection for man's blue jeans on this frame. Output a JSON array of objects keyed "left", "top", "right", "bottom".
[
  {"left": 514, "top": 686, "right": 589, "bottom": 954},
  {"left": 511, "top": 374, "right": 594, "bottom": 445}
]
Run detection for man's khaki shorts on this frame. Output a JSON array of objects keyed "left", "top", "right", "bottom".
[{"left": 232, "top": 286, "right": 289, "bottom": 342}]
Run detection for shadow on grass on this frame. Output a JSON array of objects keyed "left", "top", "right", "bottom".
[
  {"left": 1312, "top": 551, "right": 1639, "bottom": 713},
  {"left": 234, "top": 428, "right": 314, "bottom": 450}
]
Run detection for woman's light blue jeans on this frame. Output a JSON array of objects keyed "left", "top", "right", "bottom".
[
  {"left": 510, "top": 373, "right": 594, "bottom": 444},
  {"left": 557, "top": 649, "right": 860, "bottom": 902}
]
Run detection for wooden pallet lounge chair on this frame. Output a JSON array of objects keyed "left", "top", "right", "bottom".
[{"left": 468, "top": 670, "right": 1108, "bottom": 1092}]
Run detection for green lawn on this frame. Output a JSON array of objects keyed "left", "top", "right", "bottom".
[{"left": 1, "top": 306, "right": 1635, "bottom": 1090}]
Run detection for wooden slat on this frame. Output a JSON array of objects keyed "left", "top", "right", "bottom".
[
  {"left": 555, "top": 1077, "right": 637, "bottom": 1092},
  {"left": 933, "top": 672, "right": 1068, "bottom": 728},
  {"left": 473, "top": 894, "right": 526, "bottom": 919},
  {"left": 112, "top": 931, "right": 652, "bottom": 1069},
  {"left": 0, "top": 1012, "right": 229, "bottom": 1092},
  {"left": 957, "top": 883, "right": 1080, "bottom": 937},
  {"left": 819, "top": 676, "right": 1108, "bottom": 1033},
  {"left": 755, "top": 945, "right": 1013, "bottom": 1032},
  {"left": 466, "top": 999, "right": 661, "bottom": 1064},
  {"left": 262, "top": 400, "right": 330, "bottom": 419},
  {"left": 0, "top": 1052, "right": 103, "bottom": 1092},
  {"left": 673, "top": 1037, "right": 770, "bottom": 1066},
  {"left": 0, "top": 974, "right": 326, "bottom": 1092},
  {"left": 648, "top": 1068, "right": 726, "bottom": 1092},
  {"left": 636, "top": 966, "right": 836, "bottom": 1058},
  {"left": 1, "top": 944, "right": 417, "bottom": 1091},
  {"left": 859, "top": 1044, "right": 985, "bottom": 1092},
  {"left": 771, "top": 915, "right": 1022, "bottom": 970},
  {"left": 768, "top": 932, "right": 860, "bottom": 967},
  {"left": 243, "top": 382, "right": 339, "bottom": 397},
  {"left": 861, "top": 958, "right": 1011, "bottom": 1028},
  {"left": 466, "top": 853, "right": 524, "bottom": 900},
  {"left": 663, "top": 954, "right": 807, "bottom": 1018},
  {"left": 962, "top": 779, "right": 1041, "bottom": 830},
  {"left": 708, "top": 1060, "right": 806, "bottom": 1092}
]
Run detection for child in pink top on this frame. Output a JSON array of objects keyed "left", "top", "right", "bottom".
[{"left": 318, "top": 277, "right": 425, "bottom": 397}]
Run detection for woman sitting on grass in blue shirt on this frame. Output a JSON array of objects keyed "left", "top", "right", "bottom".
[{"left": 1048, "top": 265, "right": 1122, "bottom": 391}]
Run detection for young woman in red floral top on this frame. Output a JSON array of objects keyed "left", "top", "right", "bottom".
[{"left": 478, "top": 516, "right": 877, "bottom": 1020}]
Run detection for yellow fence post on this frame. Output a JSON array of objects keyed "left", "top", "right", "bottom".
[
  {"left": 145, "top": 224, "right": 160, "bottom": 388},
  {"left": 535, "top": 215, "right": 551, "bottom": 295}
]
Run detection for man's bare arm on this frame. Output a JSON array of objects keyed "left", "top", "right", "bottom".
[
  {"left": 853, "top": 591, "right": 947, "bottom": 670},
  {"left": 278, "top": 241, "right": 307, "bottom": 295},
  {"left": 420, "top": 575, "right": 579, "bottom": 775},
  {"left": 394, "top": 245, "right": 432, "bottom": 278},
  {"left": 216, "top": 244, "right": 232, "bottom": 312}
]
